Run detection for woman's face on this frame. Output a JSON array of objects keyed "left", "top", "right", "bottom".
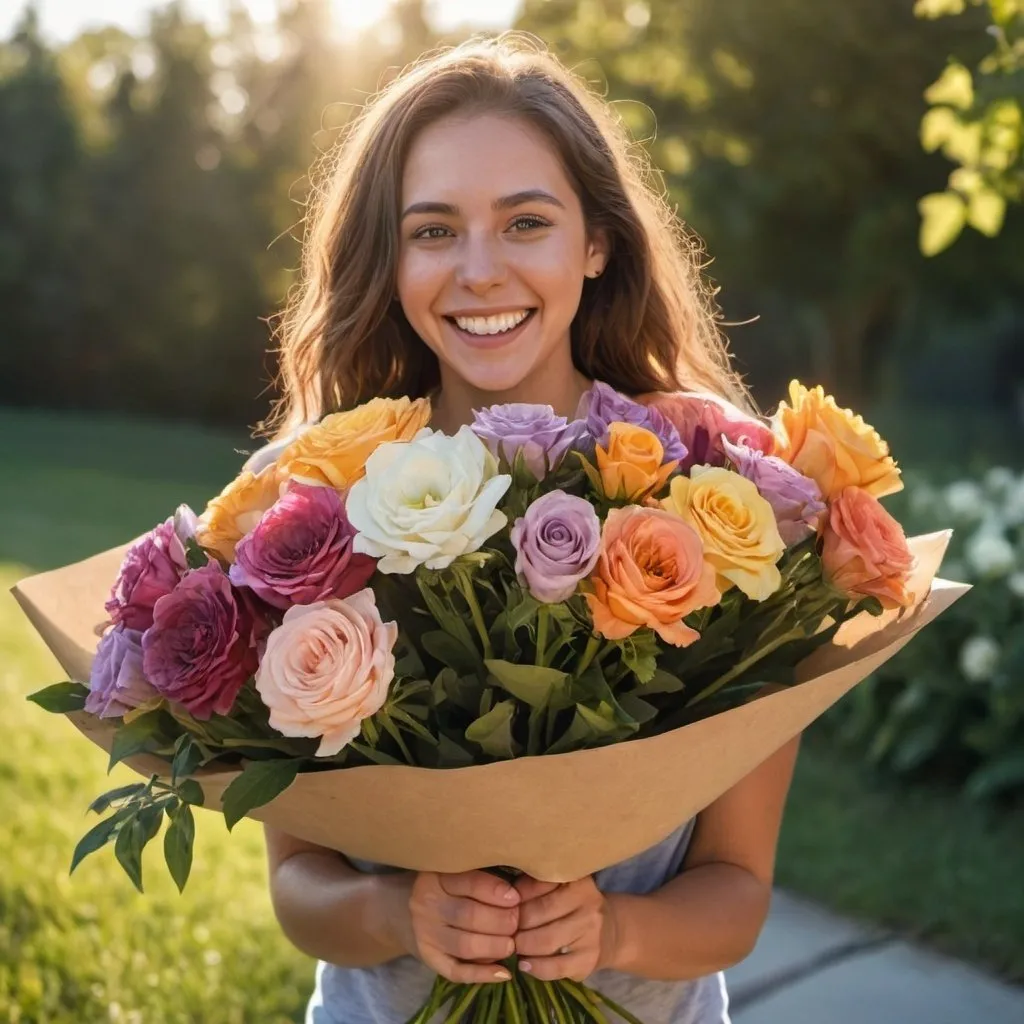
[{"left": 396, "top": 112, "right": 607, "bottom": 396}]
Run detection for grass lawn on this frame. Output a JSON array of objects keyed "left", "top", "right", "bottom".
[{"left": 0, "top": 406, "right": 1021, "bottom": 1022}]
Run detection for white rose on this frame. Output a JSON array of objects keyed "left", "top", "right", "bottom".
[
  {"left": 242, "top": 421, "right": 314, "bottom": 476},
  {"left": 965, "top": 527, "right": 1016, "bottom": 579},
  {"left": 943, "top": 480, "right": 985, "bottom": 524},
  {"left": 347, "top": 425, "right": 511, "bottom": 573},
  {"left": 958, "top": 635, "right": 1000, "bottom": 684}
]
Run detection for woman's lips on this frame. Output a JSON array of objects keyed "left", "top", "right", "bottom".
[{"left": 443, "top": 308, "right": 538, "bottom": 350}]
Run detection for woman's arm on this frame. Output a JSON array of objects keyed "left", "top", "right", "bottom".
[{"left": 514, "top": 734, "right": 801, "bottom": 982}]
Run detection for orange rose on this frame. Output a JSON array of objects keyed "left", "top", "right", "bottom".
[
  {"left": 278, "top": 397, "right": 432, "bottom": 490},
  {"left": 772, "top": 380, "right": 902, "bottom": 501},
  {"left": 821, "top": 487, "right": 916, "bottom": 609},
  {"left": 596, "top": 423, "right": 678, "bottom": 501},
  {"left": 196, "top": 465, "right": 285, "bottom": 562},
  {"left": 585, "top": 506, "right": 720, "bottom": 646}
]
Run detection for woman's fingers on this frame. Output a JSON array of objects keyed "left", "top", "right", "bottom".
[
  {"left": 436, "top": 892, "right": 519, "bottom": 936},
  {"left": 440, "top": 870, "right": 521, "bottom": 907},
  {"left": 519, "top": 947, "right": 595, "bottom": 983},
  {"left": 514, "top": 908, "right": 588, "bottom": 958},
  {"left": 516, "top": 881, "right": 581, "bottom": 930},
  {"left": 438, "top": 923, "right": 516, "bottom": 963},
  {"left": 420, "top": 942, "right": 513, "bottom": 985}
]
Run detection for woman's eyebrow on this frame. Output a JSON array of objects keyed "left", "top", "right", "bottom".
[{"left": 401, "top": 189, "right": 566, "bottom": 220}]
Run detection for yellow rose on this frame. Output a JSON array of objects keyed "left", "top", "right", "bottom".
[
  {"left": 596, "top": 423, "right": 678, "bottom": 500},
  {"left": 772, "top": 380, "right": 902, "bottom": 501},
  {"left": 660, "top": 466, "right": 785, "bottom": 601},
  {"left": 197, "top": 465, "right": 284, "bottom": 562},
  {"left": 277, "top": 397, "right": 432, "bottom": 490}
]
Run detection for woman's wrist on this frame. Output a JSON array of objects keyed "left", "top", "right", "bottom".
[
  {"left": 365, "top": 871, "right": 417, "bottom": 960},
  {"left": 598, "top": 891, "right": 640, "bottom": 973}
]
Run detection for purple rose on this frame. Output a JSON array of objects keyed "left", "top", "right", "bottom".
[
  {"left": 471, "top": 403, "right": 586, "bottom": 480},
  {"left": 229, "top": 483, "right": 375, "bottom": 609},
  {"left": 576, "top": 381, "right": 687, "bottom": 464},
  {"left": 86, "top": 627, "right": 159, "bottom": 719},
  {"left": 142, "top": 563, "right": 262, "bottom": 719},
  {"left": 105, "top": 517, "right": 190, "bottom": 631},
  {"left": 722, "top": 437, "right": 827, "bottom": 546},
  {"left": 511, "top": 490, "right": 601, "bottom": 603}
]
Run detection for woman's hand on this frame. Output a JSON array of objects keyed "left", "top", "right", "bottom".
[
  {"left": 513, "top": 875, "right": 620, "bottom": 982},
  {"left": 397, "top": 870, "right": 521, "bottom": 984}
]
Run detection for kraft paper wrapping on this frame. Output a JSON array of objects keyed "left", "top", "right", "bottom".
[{"left": 11, "top": 532, "right": 968, "bottom": 882}]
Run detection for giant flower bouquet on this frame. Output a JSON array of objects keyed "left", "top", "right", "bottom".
[{"left": 16, "top": 380, "right": 965, "bottom": 1024}]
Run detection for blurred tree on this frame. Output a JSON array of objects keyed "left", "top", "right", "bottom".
[{"left": 915, "top": 0, "right": 1023, "bottom": 255}]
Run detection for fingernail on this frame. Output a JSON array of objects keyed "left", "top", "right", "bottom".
[
  {"left": 494, "top": 969, "right": 511, "bottom": 981},
  {"left": 519, "top": 961, "right": 533, "bottom": 973},
  {"left": 502, "top": 888, "right": 519, "bottom": 903}
]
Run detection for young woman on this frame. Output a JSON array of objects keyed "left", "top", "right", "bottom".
[{"left": 260, "top": 33, "right": 800, "bottom": 1024}]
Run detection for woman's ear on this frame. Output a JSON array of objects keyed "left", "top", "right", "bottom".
[{"left": 584, "top": 228, "right": 610, "bottom": 279}]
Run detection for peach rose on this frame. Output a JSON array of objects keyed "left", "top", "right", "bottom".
[
  {"left": 277, "top": 397, "right": 432, "bottom": 490},
  {"left": 596, "top": 423, "right": 678, "bottom": 500},
  {"left": 585, "top": 506, "right": 720, "bottom": 646},
  {"left": 772, "top": 380, "right": 902, "bottom": 501},
  {"left": 660, "top": 466, "right": 785, "bottom": 601},
  {"left": 255, "top": 590, "right": 398, "bottom": 757},
  {"left": 821, "top": 487, "right": 916, "bottom": 609},
  {"left": 196, "top": 465, "right": 285, "bottom": 563}
]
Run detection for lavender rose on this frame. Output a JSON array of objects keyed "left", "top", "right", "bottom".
[
  {"left": 471, "top": 403, "right": 586, "bottom": 480},
  {"left": 86, "top": 627, "right": 159, "bottom": 719},
  {"left": 576, "top": 381, "right": 687, "bottom": 464},
  {"left": 142, "top": 563, "right": 262, "bottom": 719},
  {"left": 229, "top": 483, "right": 376, "bottom": 609},
  {"left": 105, "top": 516, "right": 191, "bottom": 631},
  {"left": 722, "top": 437, "right": 826, "bottom": 546},
  {"left": 511, "top": 490, "right": 602, "bottom": 603}
]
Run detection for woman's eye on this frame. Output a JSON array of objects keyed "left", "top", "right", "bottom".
[
  {"left": 413, "top": 225, "right": 452, "bottom": 240},
  {"left": 509, "top": 215, "right": 550, "bottom": 232}
]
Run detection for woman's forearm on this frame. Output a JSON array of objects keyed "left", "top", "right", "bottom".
[
  {"left": 268, "top": 850, "right": 414, "bottom": 968},
  {"left": 604, "top": 862, "right": 771, "bottom": 981}
]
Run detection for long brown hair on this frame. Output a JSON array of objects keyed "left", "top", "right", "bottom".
[{"left": 259, "top": 33, "right": 751, "bottom": 439}]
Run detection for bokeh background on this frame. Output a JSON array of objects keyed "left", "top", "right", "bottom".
[{"left": 1, "top": 1, "right": 1022, "bottom": 1021}]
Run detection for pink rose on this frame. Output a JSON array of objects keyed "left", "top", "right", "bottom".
[
  {"left": 642, "top": 391, "right": 775, "bottom": 473},
  {"left": 86, "top": 627, "right": 159, "bottom": 719},
  {"left": 229, "top": 483, "right": 376, "bottom": 609},
  {"left": 255, "top": 591, "right": 398, "bottom": 757},
  {"left": 821, "top": 487, "right": 916, "bottom": 609}
]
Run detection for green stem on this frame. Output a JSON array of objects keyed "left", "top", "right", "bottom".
[
  {"left": 458, "top": 576, "right": 494, "bottom": 660},
  {"left": 536, "top": 606, "right": 550, "bottom": 668},
  {"left": 442, "top": 983, "right": 482, "bottom": 1024},
  {"left": 575, "top": 635, "right": 603, "bottom": 678},
  {"left": 685, "top": 626, "right": 804, "bottom": 707}
]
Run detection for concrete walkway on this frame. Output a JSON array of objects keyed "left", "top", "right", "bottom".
[{"left": 724, "top": 890, "right": 1024, "bottom": 1024}]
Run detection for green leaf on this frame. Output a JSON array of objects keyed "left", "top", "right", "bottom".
[
  {"left": 26, "top": 681, "right": 89, "bottom": 713},
  {"left": 108, "top": 711, "right": 171, "bottom": 772},
  {"left": 616, "top": 692, "right": 659, "bottom": 726},
  {"left": 617, "top": 631, "right": 659, "bottom": 684},
  {"left": 506, "top": 593, "right": 542, "bottom": 632},
  {"left": 891, "top": 718, "right": 950, "bottom": 773},
  {"left": 87, "top": 782, "right": 148, "bottom": 815},
  {"left": 465, "top": 700, "right": 519, "bottom": 759},
  {"left": 348, "top": 741, "right": 405, "bottom": 766},
  {"left": 185, "top": 536, "right": 211, "bottom": 570},
  {"left": 221, "top": 758, "right": 302, "bottom": 831},
  {"left": 965, "top": 752, "right": 1024, "bottom": 801},
  {"left": 642, "top": 670, "right": 686, "bottom": 695},
  {"left": 164, "top": 803, "right": 195, "bottom": 893},
  {"left": 113, "top": 811, "right": 155, "bottom": 892},
  {"left": 437, "top": 733, "right": 475, "bottom": 767},
  {"left": 421, "top": 630, "right": 480, "bottom": 674},
  {"left": 171, "top": 735, "right": 207, "bottom": 783},
  {"left": 176, "top": 779, "right": 206, "bottom": 807},
  {"left": 70, "top": 805, "right": 135, "bottom": 875},
  {"left": 919, "top": 191, "right": 966, "bottom": 255},
  {"left": 924, "top": 62, "right": 974, "bottom": 110},
  {"left": 484, "top": 659, "right": 570, "bottom": 709},
  {"left": 967, "top": 188, "right": 1007, "bottom": 237}
]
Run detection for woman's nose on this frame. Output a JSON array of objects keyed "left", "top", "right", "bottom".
[{"left": 454, "top": 232, "right": 508, "bottom": 293}]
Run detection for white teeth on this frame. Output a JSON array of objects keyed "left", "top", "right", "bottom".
[{"left": 453, "top": 310, "right": 530, "bottom": 335}]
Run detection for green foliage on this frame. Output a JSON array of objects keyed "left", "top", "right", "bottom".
[{"left": 826, "top": 465, "right": 1024, "bottom": 798}]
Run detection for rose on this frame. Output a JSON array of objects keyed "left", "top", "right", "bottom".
[
  {"left": 197, "top": 465, "right": 285, "bottom": 563},
  {"left": 586, "top": 506, "right": 720, "bottom": 645},
  {"left": 347, "top": 425, "right": 511, "bottom": 573},
  {"left": 105, "top": 517, "right": 191, "bottom": 631},
  {"left": 772, "top": 380, "right": 902, "bottom": 501},
  {"left": 721, "top": 437, "right": 826, "bottom": 546},
  {"left": 85, "top": 627, "right": 159, "bottom": 719},
  {"left": 511, "top": 491, "right": 601, "bottom": 603},
  {"left": 821, "top": 487, "right": 916, "bottom": 609},
  {"left": 141, "top": 563, "right": 263, "bottom": 719},
  {"left": 255, "top": 591, "right": 398, "bottom": 757},
  {"left": 241, "top": 422, "right": 314, "bottom": 476},
  {"left": 660, "top": 466, "right": 785, "bottom": 601},
  {"left": 277, "top": 397, "right": 432, "bottom": 490},
  {"left": 471, "top": 403, "right": 586, "bottom": 480},
  {"left": 576, "top": 381, "right": 687, "bottom": 464},
  {"left": 642, "top": 390, "right": 775, "bottom": 473},
  {"left": 595, "top": 423, "right": 678, "bottom": 500},
  {"left": 229, "top": 483, "right": 375, "bottom": 609}
]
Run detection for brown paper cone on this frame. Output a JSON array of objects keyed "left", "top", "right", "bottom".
[{"left": 11, "top": 532, "right": 969, "bottom": 882}]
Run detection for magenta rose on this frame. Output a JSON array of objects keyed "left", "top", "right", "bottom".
[
  {"left": 643, "top": 391, "right": 775, "bottom": 473},
  {"left": 86, "top": 627, "right": 159, "bottom": 719},
  {"left": 228, "top": 483, "right": 375, "bottom": 609},
  {"left": 511, "top": 490, "right": 601, "bottom": 603},
  {"left": 105, "top": 517, "right": 191, "bottom": 631},
  {"left": 142, "top": 563, "right": 261, "bottom": 719},
  {"left": 722, "top": 437, "right": 826, "bottom": 546}
]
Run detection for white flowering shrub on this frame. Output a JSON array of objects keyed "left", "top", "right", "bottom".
[{"left": 830, "top": 465, "right": 1024, "bottom": 800}]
